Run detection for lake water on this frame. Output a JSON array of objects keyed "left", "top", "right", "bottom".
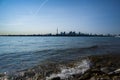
[{"left": 0, "top": 37, "right": 120, "bottom": 73}]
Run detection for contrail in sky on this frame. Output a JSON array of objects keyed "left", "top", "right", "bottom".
[
  {"left": 15, "top": 0, "right": 49, "bottom": 27},
  {"left": 0, "top": 0, "right": 49, "bottom": 28},
  {"left": 34, "top": 0, "right": 49, "bottom": 16}
]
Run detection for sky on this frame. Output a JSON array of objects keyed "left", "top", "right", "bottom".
[{"left": 0, "top": 0, "right": 120, "bottom": 35}]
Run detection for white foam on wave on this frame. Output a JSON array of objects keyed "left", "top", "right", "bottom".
[{"left": 46, "top": 59, "right": 91, "bottom": 80}]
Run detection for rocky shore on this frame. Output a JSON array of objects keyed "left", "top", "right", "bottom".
[{"left": 0, "top": 53, "right": 120, "bottom": 80}]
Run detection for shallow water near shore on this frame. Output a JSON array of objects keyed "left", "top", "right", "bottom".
[{"left": 0, "top": 37, "right": 120, "bottom": 74}]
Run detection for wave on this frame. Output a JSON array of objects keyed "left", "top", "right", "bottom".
[
  {"left": 46, "top": 59, "right": 91, "bottom": 80},
  {"left": 33, "top": 45, "right": 99, "bottom": 56},
  {"left": 0, "top": 45, "right": 100, "bottom": 74},
  {"left": 32, "top": 45, "right": 100, "bottom": 63}
]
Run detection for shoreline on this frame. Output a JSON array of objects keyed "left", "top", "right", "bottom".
[
  {"left": 0, "top": 35, "right": 115, "bottom": 37},
  {"left": 0, "top": 53, "right": 120, "bottom": 80}
]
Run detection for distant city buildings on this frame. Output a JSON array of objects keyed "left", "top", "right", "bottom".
[
  {"left": 54, "top": 28, "right": 114, "bottom": 37},
  {"left": 0, "top": 28, "right": 117, "bottom": 37},
  {"left": 55, "top": 31, "right": 114, "bottom": 37}
]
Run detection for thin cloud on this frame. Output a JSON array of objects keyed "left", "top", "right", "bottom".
[{"left": 34, "top": 0, "right": 49, "bottom": 16}]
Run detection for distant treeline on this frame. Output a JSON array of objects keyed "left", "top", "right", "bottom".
[{"left": 0, "top": 31, "right": 119, "bottom": 37}]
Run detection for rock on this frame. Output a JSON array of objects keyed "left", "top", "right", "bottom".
[
  {"left": 108, "top": 68, "right": 120, "bottom": 77},
  {"left": 101, "top": 67, "right": 115, "bottom": 74},
  {"left": 45, "top": 70, "right": 54, "bottom": 77},
  {"left": 79, "top": 71, "right": 91, "bottom": 80},
  {"left": 0, "top": 76, "right": 8, "bottom": 80},
  {"left": 114, "top": 69, "right": 120, "bottom": 73},
  {"left": 51, "top": 77, "right": 61, "bottom": 80},
  {"left": 113, "top": 76, "right": 120, "bottom": 80},
  {"left": 72, "top": 73, "right": 81, "bottom": 78},
  {"left": 90, "top": 77, "right": 96, "bottom": 80},
  {"left": 0, "top": 73, "right": 9, "bottom": 80},
  {"left": 24, "top": 71, "right": 35, "bottom": 77},
  {"left": 0, "top": 73, "right": 5, "bottom": 77}
]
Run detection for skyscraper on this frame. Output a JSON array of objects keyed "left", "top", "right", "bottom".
[{"left": 57, "top": 28, "right": 58, "bottom": 35}]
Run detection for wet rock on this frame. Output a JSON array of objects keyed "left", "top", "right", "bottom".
[
  {"left": 24, "top": 71, "right": 35, "bottom": 77},
  {"left": 72, "top": 73, "right": 81, "bottom": 78},
  {"left": 114, "top": 69, "right": 120, "bottom": 73},
  {"left": 113, "top": 76, "right": 120, "bottom": 80},
  {"left": 90, "top": 77, "right": 96, "bottom": 80},
  {"left": 2, "top": 54, "right": 120, "bottom": 80},
  {"left": 45, "top": 70, "right": 54, "bottom": 77},
  {"left": 0, "top": 73, "right": 5, "bottom": 77},
  {"left": 36, "top": 76, "right": 42, "bottom": 80},
  {"left": 51, "top": 77, "right": 61, "bottom": 80},
  {"left": 0, "top": 73, "right": 9, "bottom": 80},
  {"left": 79, "top": 71, "right": 92, "bottom": 80},
  {"left": 100, "top": 67, "right": 115, "bottom": 74},
  {"left": 108, "top": 68, "right": 120, "bottom": 77},
  {"left": 13, "top": 76, "right": 25, "bottom": 80}
]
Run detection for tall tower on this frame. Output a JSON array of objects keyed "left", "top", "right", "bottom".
[{"left": 57, "top": 28, "right": 58, "bottom": 35}]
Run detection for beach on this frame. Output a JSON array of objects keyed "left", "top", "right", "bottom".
[{"left": 0, "top": 53, "right": 120, "bottom": 80}]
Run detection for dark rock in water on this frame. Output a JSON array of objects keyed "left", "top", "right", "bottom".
[
  {"left": 36, "top": 74, "right": 44, "bottom": 80},
  {"left": 91, "top": 69, "right": 105, "bottom": 75},
  {"left": 0, "top": 73, "right": 9, "bottom": 80},
  {"left": 89, "top": 54, "right": 120, "bottom": 68},
  {"left": 113, "top": 76, "right": 120, "bottom": 80},
  {"left": 108, "top": 69, "right": 120, "bottom": 77},
  {"left": 0, "top": 73, "right": 5, "bottom": 77},
  {"left": 114, "top": 69, "right": 120, "bottom": 74},
  {"left": 45, "top": 70, "right": 54, "bottom": 77},
  {"left": 51, "top": 77, "right": 61, "bottom": 80},
  {"left": 3, "top": 54, "right": 120, "bottom": 80},
  {"left": 79, "top": 70, "right": 92, "bottom": 80},
  {"left": 24, "top": 71, "right": 35, "bottom": 77},
  {"left": 79, "top": 73, "right": 91, "bottom": 80},
  {"left": 72, "top": 73, "right": 81, "bottom": 78},
  {"left": 101, "top": 67, "right": 115, "bottom": 74},
  {"left": 89, "top": 77, "right": 96, "bottom": 80}
]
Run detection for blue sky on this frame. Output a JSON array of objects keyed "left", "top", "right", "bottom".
[{"left": 0, "top": 0, "right": 120, "bottom": 35}]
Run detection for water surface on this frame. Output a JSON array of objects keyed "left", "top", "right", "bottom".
[{"left": 0, "top": 37, "right": 120, "bottom": 73}]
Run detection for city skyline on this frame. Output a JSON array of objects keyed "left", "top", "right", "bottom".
[
  {"left": 0, "top": 28, "right": 118, "bottom": 37},
  {"left": 0, "top": 0, "right": 120, "bottom": 35}
]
